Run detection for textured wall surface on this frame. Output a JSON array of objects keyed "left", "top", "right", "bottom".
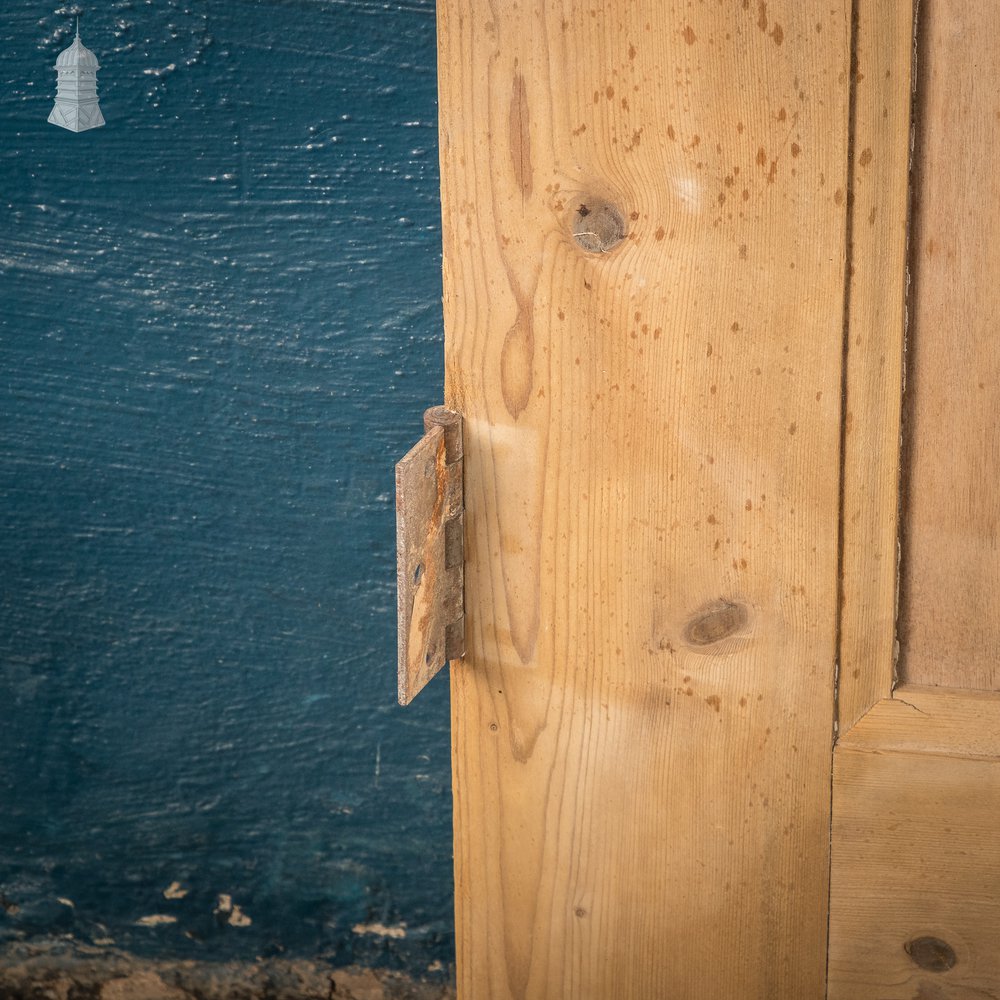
[{"left": 0, "top": 0, "right": 452, "bottom": 976}]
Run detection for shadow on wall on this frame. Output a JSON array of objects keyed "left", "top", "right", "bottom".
[{"left": 0, "top": 0, "right": 452, "bottom": 985}]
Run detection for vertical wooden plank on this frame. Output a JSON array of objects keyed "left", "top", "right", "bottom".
[
  {"left": 899, "top": 1, "right": 1000, "bottom": 691},
  {"left": 438, "top": 3, "right": 850, "bottom": 996},
  {"left": 836, "top": 0, "right": 914, "bottom": 733}
]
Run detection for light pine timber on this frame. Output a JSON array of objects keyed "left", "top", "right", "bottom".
[
  {"left": 438, "top": 2, "right": 851, "bottom": 997},
  {"left": 836, "top": 0, "right": 913, "bottom": 733},
  {"left": 900, "top": 0, "right": 1000, "bottom": 690},
  {"left": 829, "top": 688, "right": 1000, "bottom": 999},
  {"left": 840, "top": 684, "right": 1000, "bottom": 761}
]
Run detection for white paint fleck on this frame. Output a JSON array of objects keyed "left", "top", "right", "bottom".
[
  {"left": 214, "top": 892, "right": 252, "bottom": 927},
  {"left": 671, "top": 174, "right": 702, "bottom": 212},
  {"left": 135, "top": 914, "right": 178, "bottom": 926},
  {"left": 163, "top": 881, "right": 188, "bottom": 900},
  {"left": 352, "top": 921, "right": 407, "bottom": 939}
]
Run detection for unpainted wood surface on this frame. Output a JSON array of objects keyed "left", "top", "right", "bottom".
[
  {"left": 841, "top": 686, "right": 1000, "bottom": 760},
  {"left": 438, "top": 2, "right": 850, "bottom": 996},
  {"left": 900, "top": 0, "right": 1000, "bottom": 690},
  {"left": 837, "top": 0, "right": 913, "bottom": 733},
  {"left": 829, "top": 692, "right": 1000, "bottom": 998}
]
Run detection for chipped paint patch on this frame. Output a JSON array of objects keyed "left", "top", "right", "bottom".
[
  {"left": 351, "top": 921, "right": 407, "bottom": 939},
  {"left": 56, "top": 898, "right": 74, "bottom": 908},
  {"left": 162, "top": 882, "right": 188, "bottom": 900},
  {"left": 135, "top": 914, "right": 177, "bottom": 927},
  {"left": 213, "top": 893, "right": 252, "bottom": 927}
]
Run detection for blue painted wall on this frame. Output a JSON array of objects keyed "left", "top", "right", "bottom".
[{"left": 0, "top": 0, "right": 452, "bottom": 974}]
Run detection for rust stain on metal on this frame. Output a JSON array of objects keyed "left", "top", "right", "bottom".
[{"left": 396, "top": 407, "right": 464, "bottom": 705}]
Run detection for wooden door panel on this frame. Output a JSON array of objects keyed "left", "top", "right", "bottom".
[
  {"left": 829, "top": 688, "right": 1000, "bottom": 999},
  {"left": 900, "top": 0, "right": 1000, "bottom": 691}
]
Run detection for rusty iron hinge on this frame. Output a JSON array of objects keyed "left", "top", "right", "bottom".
[{"left": 395, "top": 406, "right": 464, "bottom": 705}]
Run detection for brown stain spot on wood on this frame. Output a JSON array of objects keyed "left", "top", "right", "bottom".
[
  {"left": 510, "top": 717, "right": 546, "bottom": 764},
  {"left": 770, "top": 23, "right": 783, "bottom": 45},
  {"left": 791, "top": 142, "right": 801, "bottom": 157},
  {"left": 500, "top": 313, "right": 534, "bottom": 419},
  {"left": 757, "top": 1, "right": 767, "bottom": 32},
  {"left": 834, "top": 188, "right": 845, "bottom": 206},
  {"left": 683, "top": 25, "right": 697, "bottom": 45},
  {"left": 684, "top": 600, "right": 750, "bottom": 647},
  {"left": 509, "top": 72, "right": 532, "bottom": 199},
  {"left": 655, "top": 226, "right": 665, "bottom": 241},
  {"left": 788, "top": 422, "right": 797, "bottom": 435},
  {"left": 705, "top": 694, "right": 721, "bottom": 712},
  {"left": 859, "top": 147, "right": 873, "bottom": 168},
  {"left": 904, "top": 937, "right": 957, "bottom": 973},
  {"left": 767, "top": 160, "right": 778, "bottom": 184},
  {"left": 606, "top": 85, "right": 615, "bottom": 99},
  {"left": 571, "top": 199, "right": 626, "bottom": 254},
  {"left": 756, "top": 146, "right": 767, "bottom": 167},
  {"left": 628, "top": 42, "right": 636, "bottom": 60},
  {"left": 666, "top": 124, "right": 676, "bottom": 141}
]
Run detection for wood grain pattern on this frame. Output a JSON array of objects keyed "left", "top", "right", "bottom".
[
  {"left": 837, "top": 0, "right": 914, "bottom": 733},
  {"left": 438, "top": 2, "right": 851, "bottom": 995},
  {"left": 900, "top": 0, "right": 1000, "bottom": 690},
  {"left": 840, "top": 686, "right": 1000, "bottom": 760},
  {"left": 829, "top": 689, "right": 1000, "bottom": 998}
]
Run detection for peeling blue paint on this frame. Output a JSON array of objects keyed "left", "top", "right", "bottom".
[{"left": 0, "top": 0, "right": 452, "bottom": 974}]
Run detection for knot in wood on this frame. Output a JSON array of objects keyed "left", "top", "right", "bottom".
[
  {"left": 904, "top": 936, "right": 957, "bottom": 973},
  {"left": 683, "top": 600, "right": 749, "bottom": 647},
  {"left": 571, "top": 198, "right": 625, "bottom": 253}
]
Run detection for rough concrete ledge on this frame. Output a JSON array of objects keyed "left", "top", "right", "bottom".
[{"left": 0, "top": 941, "right": 456, "bottom": 1000}]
